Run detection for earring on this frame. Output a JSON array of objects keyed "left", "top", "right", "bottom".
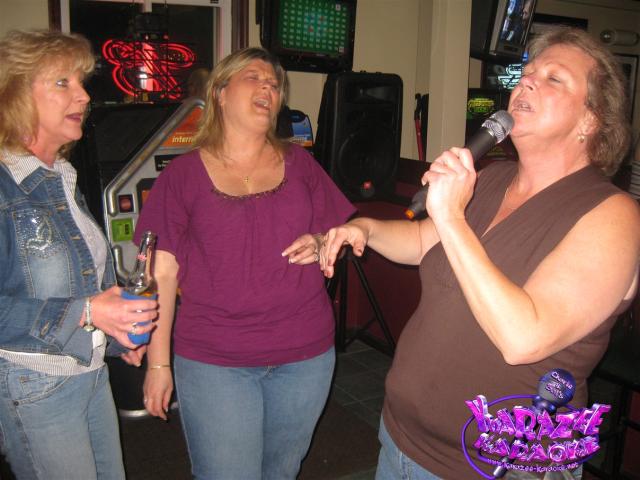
[{"left": 578, "top": 133, "right": 586, "bottom": 143}]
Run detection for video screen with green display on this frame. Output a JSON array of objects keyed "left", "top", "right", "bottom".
[
  {"left": 278, "top": 0, "right": 349, "bottom": 55},
  {"left": 260, "top": 0, "right": 356, "bottom": 73}
]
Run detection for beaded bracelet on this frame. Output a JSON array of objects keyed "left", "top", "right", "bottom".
[{"left": 82, "top": 297, "right": 96, "bottom": 332}]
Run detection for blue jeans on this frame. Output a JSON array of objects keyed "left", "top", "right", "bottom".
[
  {"left": 174, "top": 347, "right": 335, "bottom": 480},
  {"left": 0, "top": 360, "right": 125, "bottom": 480},
  {"left": 376, "top": 416, "right": 442, "bottom": 480}
]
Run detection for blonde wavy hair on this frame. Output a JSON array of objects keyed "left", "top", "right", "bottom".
[
  {"left": 192, "top": 47, "right": 289, "bottom": 156},
  {"left": 0, "top": 29, "right": 94, "bottom": 160}
]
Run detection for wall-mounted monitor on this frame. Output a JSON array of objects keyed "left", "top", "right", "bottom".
[
  {"left": 480, "top": 13, "right": 588, "bottom": 91},
  {"left": 258, "top": 0, "right": 357, "bottom": 74},
  {"left": 470, "top": 0, "right": 538, "bottom": 64}
]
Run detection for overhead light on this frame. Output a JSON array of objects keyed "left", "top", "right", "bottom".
[{"left": 600, "top": 29, "right": 639, "bottom": 46}]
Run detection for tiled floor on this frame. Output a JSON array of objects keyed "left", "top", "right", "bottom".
[
  {"left": 333, "top": 340, "right": 391, "bottom": 429},
  {"left": 331, "top": 340, "right": 392, "bottom": 480},
  {"left": 336, "top": 470, "right": 378, "bottom": 480}
]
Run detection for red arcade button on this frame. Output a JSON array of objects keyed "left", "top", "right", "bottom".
[{"left": 118, "top": 194, "right": 134, "bottom": 213}]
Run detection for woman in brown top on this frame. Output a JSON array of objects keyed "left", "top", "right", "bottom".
[{"left": 319, "top": 27, "right": 640, "bottom": 479}]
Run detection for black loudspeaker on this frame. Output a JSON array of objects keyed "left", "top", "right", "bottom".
[{"left": 314, "top": 71, "right": 402, "bottom": 201}]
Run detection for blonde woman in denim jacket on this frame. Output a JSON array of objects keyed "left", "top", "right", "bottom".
[{"left": 0, "top": 30, "right": 157, "bottom": 479}]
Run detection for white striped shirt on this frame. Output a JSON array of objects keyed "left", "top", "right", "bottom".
[{"left": 0, "top": 150, "right": 107, "bottom": 375}]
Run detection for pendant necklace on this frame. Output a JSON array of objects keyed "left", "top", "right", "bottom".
[{"left": 219, "top": 151, "right": 255, "bottom": 186}]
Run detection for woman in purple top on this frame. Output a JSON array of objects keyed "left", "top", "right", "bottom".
[{"left": 135, "top": 47, "right": 354, "bottom": 479}]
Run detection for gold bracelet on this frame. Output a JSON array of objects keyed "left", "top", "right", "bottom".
[{"left": 148, "top": 364, "right": 171, "bottom": 370}]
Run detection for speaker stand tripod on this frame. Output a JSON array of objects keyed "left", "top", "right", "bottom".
[{"left": 326, "top": 247, "right": 396, "bottom": 356}]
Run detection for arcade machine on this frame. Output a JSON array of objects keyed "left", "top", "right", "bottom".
[
  {"left": 102, "top": 98, "right": 203, "bottom": 283},
  {"left": 71, "top": 97, "right": 204, "bottom": 417},
  {"left": 73, "top": 97, "right": 203, "bottom": 282}
]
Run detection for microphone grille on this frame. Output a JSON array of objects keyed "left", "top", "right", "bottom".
[
  {"left": 537, "top": 368, "right": 576, "bottom": 408},
  {"left": 483, "top": 110, "right": 514, "bottom": 143}
]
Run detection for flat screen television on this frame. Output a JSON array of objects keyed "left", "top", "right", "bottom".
[
  {"left": 470, "top": 0, "right": 538, "bottom": 64},
  {"left": 258, "top": 0, "right": 357, "bottom": 73}
]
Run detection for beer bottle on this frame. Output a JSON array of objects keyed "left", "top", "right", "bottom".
[{"left": 123, "top": 231, "right": 157, "bottom": 345}]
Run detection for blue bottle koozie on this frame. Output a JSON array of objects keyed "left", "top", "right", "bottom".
[
  {"left": 122, "top": 290, "right": 157, "bottom": 345},
  {"left": 123, "top": 231, "right": 158, "bottom": 346}
]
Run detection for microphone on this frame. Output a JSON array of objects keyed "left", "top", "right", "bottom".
[
  {"left": 404, "top": 110, "right": 514, "bottom": 220},
  {"left": 492, "top": 368, "right": 576, "bottom": 478}
]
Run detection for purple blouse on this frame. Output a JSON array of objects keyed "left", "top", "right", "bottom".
[{"left": 135, "top": 144, "right": 355, "bottom": 366}]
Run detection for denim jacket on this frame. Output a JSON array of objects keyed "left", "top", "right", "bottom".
[{"left": 0, "top": 162, "right": 126, "bottom": 367}]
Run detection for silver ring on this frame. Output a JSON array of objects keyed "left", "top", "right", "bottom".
[
  {"left": 313, "top": 253, "right": 319, "bottom": 262},
  {"left": 130, "top": 323, "right": 138, "bottom": 335}
]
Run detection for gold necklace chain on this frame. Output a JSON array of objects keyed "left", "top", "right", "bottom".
[{"left": 218, "top": 150, "right": 263, "bottom": 185}]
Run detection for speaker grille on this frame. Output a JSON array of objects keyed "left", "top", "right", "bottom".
[
  {"left": 336, "top": 124, "right": 396, "bottom": 199},
  {"left": 315, "top": 72, "right": 403, "bottom": 201}
]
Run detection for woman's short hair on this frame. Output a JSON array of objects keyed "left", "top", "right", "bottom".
[
  {"left": 527, "top": 26, "right": 632, "bottom": 176},
  {"left": 0, "top": 30, "right": 94, "bottom": 158},
  {"left": 192, "top": 47, "right": 289, "bottom": 156}
]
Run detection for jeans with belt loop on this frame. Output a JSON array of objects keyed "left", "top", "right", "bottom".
[
  {"left": 375, "top": 415, "right": 443, "bottom": 480},
  {"left": 174, "top": 347, "right": 335, "bottom": 480},
  {"left": 0, "top": 360, "right": 125, "bottom": 480}
]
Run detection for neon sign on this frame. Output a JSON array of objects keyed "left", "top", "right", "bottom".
[{"left": 102, "top": 39, "right": 196, "bottom": 100}]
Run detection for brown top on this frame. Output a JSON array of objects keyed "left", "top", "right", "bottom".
[{"left": 383, "top": 161, "right": 624, "bottom": 479}]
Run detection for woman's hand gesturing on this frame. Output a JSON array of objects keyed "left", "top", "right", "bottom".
[
  {"left": 282, "top": 233, "right": 324, "bottom": 265},
  {"left": 320, "top": 222, "right": 368, "bottom": 278}
]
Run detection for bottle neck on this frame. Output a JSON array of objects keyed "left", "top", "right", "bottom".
[{"left": 127, "top": 233, "right": 156, "bottom": 292}]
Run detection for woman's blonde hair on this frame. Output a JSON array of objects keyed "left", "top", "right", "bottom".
[
  {"left": 0, "top": 29, "right": 94, "bottom": 159},
  {"left": 192, "top": 47, "right": 289, "bottom": 156},
  {"left": 527, "top": 26, "right": 632, "bottom": 176}
]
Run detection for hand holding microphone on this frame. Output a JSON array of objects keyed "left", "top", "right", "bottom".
[{"left": 405, "top": 110, "right": 514, "bottom": 220}]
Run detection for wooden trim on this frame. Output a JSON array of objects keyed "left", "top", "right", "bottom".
[
  {"left": 231, "top": 0, "right": 248, "bottom": 52},
  {"left": 48, "top": 0, "right": 61, "bottom": 30}
]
